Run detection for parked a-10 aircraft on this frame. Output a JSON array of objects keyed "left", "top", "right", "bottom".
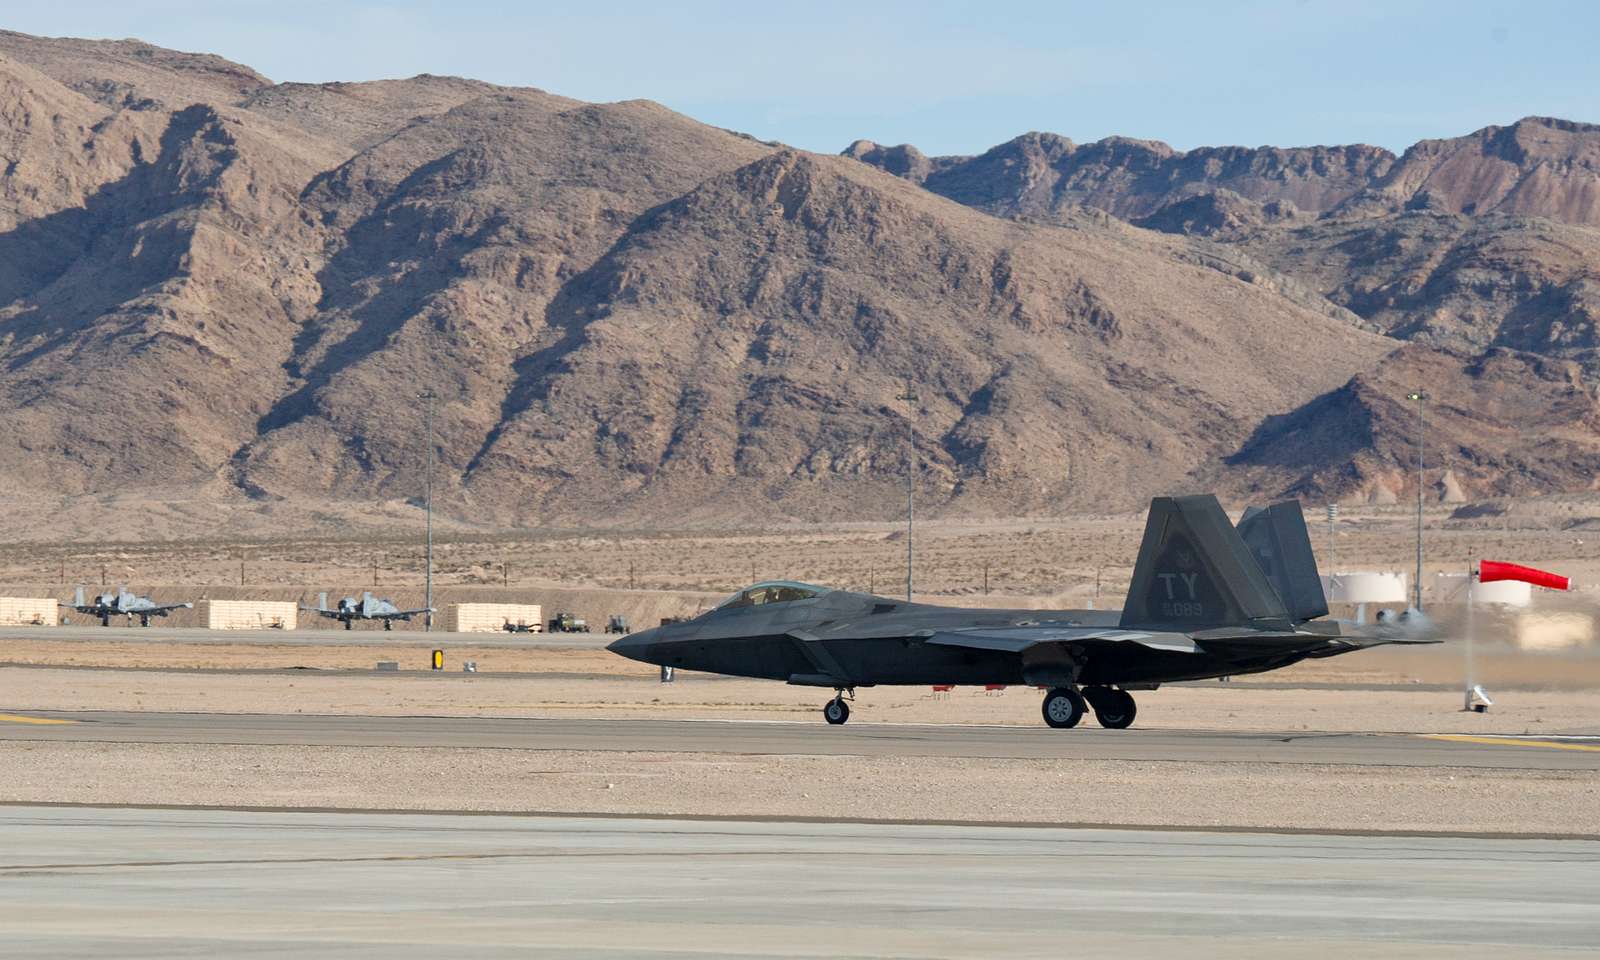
[
  {"left": 307, "top": 592, "right": 434, "bottom": 630},
  {"left": 609, "top": 495, "right": 1436, "bottom": 728},
  {"left": 62, "top": 587, "right": 193, "bottom": 627}
]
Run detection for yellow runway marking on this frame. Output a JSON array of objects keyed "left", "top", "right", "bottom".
[
  {"left": 0, "top": 713, "right": 75, "bottom": 725},
  {"left": 1424, "top": 734, "right": 1600, "bottom": 753}
]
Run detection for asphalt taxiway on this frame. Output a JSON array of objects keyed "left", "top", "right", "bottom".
[
  {"left": 2, "top": 710, "right": 1596, "bottom": 770},
  {"left": 1, "top": 806, "right": 1595, "bottom": 958}
]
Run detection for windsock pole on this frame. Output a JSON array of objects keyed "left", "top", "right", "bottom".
[
  {"left": 1464, "top": 560, "right": 1572, "bottom": 711},
  {"left": 1464, "top": 562, "right": 1476, "bottom": 713}
]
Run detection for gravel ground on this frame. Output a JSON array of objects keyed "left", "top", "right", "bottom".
[{"left": 3, "top": 741, "right": 1595, "bottom": 836}]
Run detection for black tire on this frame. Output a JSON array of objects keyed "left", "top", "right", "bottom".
[
  {"left": 1094, "top": 689, "right": 1137, "bottom": 730},
  {"left": 823, "top": 698, "right": 850, "bottom": 725},
  {"left": 1041, "top": 687, "right": 1085, "bottom": 729}
]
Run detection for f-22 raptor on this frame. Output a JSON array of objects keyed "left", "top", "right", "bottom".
[
  {"left": 308, "top": 592, "right": 434, "bottom": 630},
  {"left": 609, "top": 495, "right": 1435, "bottom": 728},
  {"left": 62, "top": 587, "right": 193, "bottom": 627}
]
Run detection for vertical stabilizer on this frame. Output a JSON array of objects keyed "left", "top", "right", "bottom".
[
  {"left": 1236, "top": 500, "right": 1329, "bottom": 621},
  {"left": 74, "top": 586, "right": 85, "bottom": 608},
  {"left": 1120, "top": 495, "right": 1292, "bottom": 629},
  {"left": 318, "top": 592, "right": 329, "bottom": 611}
]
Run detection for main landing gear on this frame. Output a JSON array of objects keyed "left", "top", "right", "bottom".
[
  {"left": 1042, "top": 686, "right": 1138, "bottom": 729},
  {"left": 823, "top": 689, "right": 853, "bottom": 725}
]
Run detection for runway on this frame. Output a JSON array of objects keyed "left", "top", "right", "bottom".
[
  {"left": 1, "top": 806, "right": 1595, "bottom": 958},
  {"left": 4, "top": 710, "right": 1597, "bottom": 770}
]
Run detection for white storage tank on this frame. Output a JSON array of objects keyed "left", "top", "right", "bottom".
[
  {"left": 1321, "top": 572, "right": 1408, "bottom": 604},
  {"left": 1470, "top": 579, "right": 1533, "bottom": 608},
  {"left": 1431, "top": 573, "right": 1533, "bottom": 608}
]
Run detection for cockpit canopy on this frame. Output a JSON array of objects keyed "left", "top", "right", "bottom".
[{"left": 715, "top": 581, "right": 831, "bottom": 610}]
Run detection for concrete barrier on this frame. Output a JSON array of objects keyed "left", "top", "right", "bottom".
[
  {"left": 0, "top": 597, "right": 57, "bottom": 626},
  {"left": 443, "top": 603, "right": 543, "bottom": 633},
  {"left": 198, "top": 600, "right": 297, "bottom": 630}
]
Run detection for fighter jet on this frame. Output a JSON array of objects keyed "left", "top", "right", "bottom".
[
  {"left": 62, "top": 586, "right": 193, "bottom": 627},
  {"left": 608, "top": 495, "right": 1436, "bottom": 728},
  {"left": 307, "top": 592, "right": 434, "bottom": 630}
]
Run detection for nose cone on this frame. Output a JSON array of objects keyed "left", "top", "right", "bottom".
[{"left": 607, "top": 627, "right": 663, "bottom": 665}]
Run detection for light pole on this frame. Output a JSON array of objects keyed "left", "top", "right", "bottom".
[
  {"left": 1406, "top": 390, "right": 1427, "bottom": 611},
  {"left": 1325, "top": 503, "right": 1337, "bottom": 573},
  {"left": 895, "top": 378, "right": 918, "bottom": 602},
  {"left": 421, "top": 389, "right": 436, "bottom": 631}
]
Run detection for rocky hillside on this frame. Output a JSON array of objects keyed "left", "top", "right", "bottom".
[
  {"left": 0, "top": 31, "right": 1594, "bottom": 532},
  {"left": 844, "top": 133, "right": 1394, "bottom": 221},
  {"left": 1216, "top": 345, "right": 1600, "bottom": 504},
  {"left": 847, "top": 118, "right": 1600, "bottom": 507},
  {"left": 849, "top": 117, "right": 1600, "bottom": 228}
]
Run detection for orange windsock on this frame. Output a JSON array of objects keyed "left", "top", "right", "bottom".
[{"left": 1478, "top": 560, "right": 1571, "bottom": 591}]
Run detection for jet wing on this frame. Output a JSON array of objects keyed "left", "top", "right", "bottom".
[
  {"left": 378, "top": 607, "right": 435, "bottom": 619},
  {"left": 925, "top": 627, "right": 1202, "bottom": 655}
]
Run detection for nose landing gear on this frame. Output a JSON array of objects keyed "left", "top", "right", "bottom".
[{"left": 823, "top": 689, "right": 854, "bottom": 724}]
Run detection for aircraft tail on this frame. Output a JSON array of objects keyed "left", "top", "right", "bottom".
[
  {"left": 1120, "top": 495, "right": 1292, "bottom": 629},
  {"left": 1236, "top": 500, "right": 1328, "bottom": 622},
  {"left": 74, "top": 585, "right": 85, "bottom": 608},
  {"left": 318, "top": 592, "right": 329, "bottom": 612}
]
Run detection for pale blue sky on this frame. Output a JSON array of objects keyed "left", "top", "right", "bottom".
[{"left": 8, "top": 1, "right": 1597, "bottom": 156}]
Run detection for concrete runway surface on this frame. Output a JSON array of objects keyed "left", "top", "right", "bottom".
[
  {"left": 4, "top": 710, "right": 1598, "bottom": 770},
  {"left": 1, "top": 806, "right": 1596, "bottom": 958}
]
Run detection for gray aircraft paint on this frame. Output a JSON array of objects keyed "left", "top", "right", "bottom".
[
  {"left": 61, "top": 586, "right": 193, "bottom": 627},
  {"left": 307, "top": 591, "right": 434, "bottom": 630}
]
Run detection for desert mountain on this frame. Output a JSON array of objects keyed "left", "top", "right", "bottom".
[
  {"left": 1218, "top": 345, "right": 1600, "bottom": 504},
  {"left": 848, "top": 117, "right": 1600, "bottom": 229},
  {"left": 847, "top": 121, "right": 1600, "bottom": 378},
  {"left": 848, "top": 119, "right": 1600, "bottom": 504},
  {"left": 0, "top": 30, "right": 1594, "bottom": 532}
]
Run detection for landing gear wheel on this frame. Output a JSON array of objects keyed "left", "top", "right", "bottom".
[
  {"left": 1092, "top": 688, "right": 1137, "bottom": 729},
  {"left": 1041, "top": 687, "right": 1086, "bottom": 729},
  {"left": 823, "top": 697, "right": 851, "bottom": 725}
]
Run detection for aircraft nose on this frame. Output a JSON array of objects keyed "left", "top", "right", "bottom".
[{"left": 607, "top": 627, "right": 662, "bottom": 665}]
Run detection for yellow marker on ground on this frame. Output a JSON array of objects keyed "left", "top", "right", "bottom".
[
  {"left": 1424, "top": 734, "right": 1600, "bottom": 753},
  {"left": 0, "top": 713, "right": 75, "bottom": 725}
]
